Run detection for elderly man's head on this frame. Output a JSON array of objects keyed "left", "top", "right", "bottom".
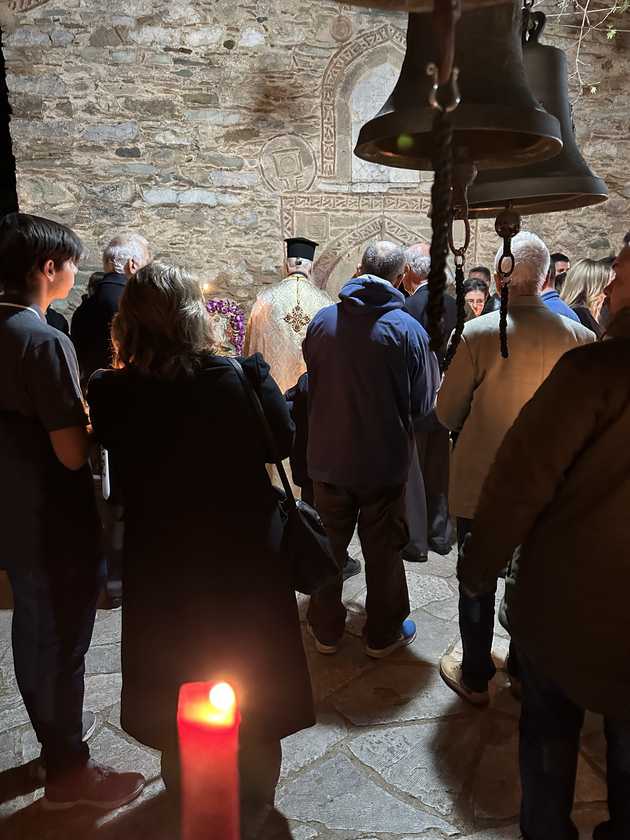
[
  {"left": 494, "top": 231, "right": 550, "bottom": 296},
  {"left": 103, "top": 233, "right": 151, "bottom": 279},
  {"left": 403, "top": 244, "right": 431, "bottom": 295},
  {"left": 360, "top": 241, "right": 406, "bottom": 287}
]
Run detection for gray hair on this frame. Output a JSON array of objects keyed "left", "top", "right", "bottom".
[
  {"left": 103, "top": 233, "right": 151, "bottom": 274},
  {"left": 494, "top": 231, "right": 549, "bottom": 294},
  {"left": 361, "top": 240, "right": 405, "bottom": 284},
  {"left": 404, "top": 246, "right": 431, "bottom": 280}
]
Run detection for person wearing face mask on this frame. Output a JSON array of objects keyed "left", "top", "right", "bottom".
[{"left": 463, "top": 278, "right": 490, "bottom": 319}]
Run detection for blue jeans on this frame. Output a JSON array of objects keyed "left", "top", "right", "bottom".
[
  {"left": 519, "top": 652, "right": 630, "bottom": 840},
  {"left": 7, "top": 557, "right": 100, "bottom": 780}
]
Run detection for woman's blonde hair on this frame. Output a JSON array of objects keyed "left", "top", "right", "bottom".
[
  {"left": 560, "top": 258, "right": 610, "bottom": 317},
  {"left": 112, "top": 262, "right": 218, "bottom": 378}
]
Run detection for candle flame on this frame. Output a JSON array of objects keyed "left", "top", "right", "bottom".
[{"left": 209, "top": 682, "right": 236, "bottom": 713}]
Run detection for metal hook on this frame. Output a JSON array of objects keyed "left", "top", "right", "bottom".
[{"left": 427, "top": 63, "right": 461, "bottom": 113}]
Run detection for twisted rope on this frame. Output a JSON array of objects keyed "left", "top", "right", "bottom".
[
  {"left": 443, "top": 260, "right": 466, "bottom": 371},
  {"left": 499, "top": 282, "right": 510, "bottom": 359},
  {"left": 426, "top": 109, "right": 453, "bottom": 353}
]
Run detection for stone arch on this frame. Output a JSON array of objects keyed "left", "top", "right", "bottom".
[
  {"left": 314, "top": 214, "right": 431, "bottom": 298},
  {"left": 320, "top": 23, "right": 406, "bottom": 181}
]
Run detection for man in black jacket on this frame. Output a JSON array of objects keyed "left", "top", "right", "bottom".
[
  {"left": 71, "top": 233, "right": 150, "bottom": 606},
  {"left": 71, "top": 233, "right": 151, "bottom": 385},
  {"left": 403, "top": 245, "right": 456, "bottom": 555}
]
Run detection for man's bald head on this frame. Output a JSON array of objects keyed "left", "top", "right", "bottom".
[{"left": 360, "top": 240, "right": 406, "bottom": 286}]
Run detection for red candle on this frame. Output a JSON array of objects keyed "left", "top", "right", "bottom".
[{"left": 177, "top": 681, "right": 241, "bottom": 840}]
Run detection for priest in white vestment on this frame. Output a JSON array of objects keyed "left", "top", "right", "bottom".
[{"left": 245, "top": 237, "right": 333, "bottom": 393}]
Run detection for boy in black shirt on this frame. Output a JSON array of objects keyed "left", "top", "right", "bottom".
[{"left": 0, "top": 213, "right": 144, "bottom": 809}]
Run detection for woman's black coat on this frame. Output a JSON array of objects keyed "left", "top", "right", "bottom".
[{"left": 88, "top": 353, "right": 314, "bottom": 750}]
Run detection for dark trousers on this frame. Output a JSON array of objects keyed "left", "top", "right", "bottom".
[
  {"left": 307, "top": 482, "right": 410, "bottom": 648},
  {"left": 7, "top": 558, "right": 99, "bottom": 780},
  {"left": 402, "top": 438, "right": 428, "bottom": 559},
  {"left": 457, "top": 517, "right": 508, "bottom": 692},
  {"left": 519, "top": 653, "right": 630, "bottom": 840},
  {"left": 416, "top": 424, "right": 454, "bottom": 552},
  {"left": 162, "top": 736, "right": 283, "bottom": 840}
]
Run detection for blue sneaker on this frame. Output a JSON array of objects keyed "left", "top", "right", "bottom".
[{"left": 365, "top": 619, "right": 417, "bottom": 659}]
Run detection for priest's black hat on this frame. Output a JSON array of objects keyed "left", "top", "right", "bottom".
[{"left": 285, "top": 237, "right": 318, "bottom": 262}]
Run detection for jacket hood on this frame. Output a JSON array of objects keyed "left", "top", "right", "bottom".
[{"left": 339, "top": 275, "right": 405, "bottom": 314}]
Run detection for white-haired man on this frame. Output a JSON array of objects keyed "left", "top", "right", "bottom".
[
  {"left": 436, "top": 231, "right": 595, "bottom": 705},
  {"left": 404, "top": 244, "right": 458, "bottom": 555},
  {"left": 71, "top": 233, "right": 151, "bottom": 384}
]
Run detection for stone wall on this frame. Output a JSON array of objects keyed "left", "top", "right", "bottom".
[{"left": 2, "top": 0, "right": 629, "bottom": 315}]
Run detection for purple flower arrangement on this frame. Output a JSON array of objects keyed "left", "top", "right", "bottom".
[{"left": 206, "top": 298, "right": 246, "bottom": 355}]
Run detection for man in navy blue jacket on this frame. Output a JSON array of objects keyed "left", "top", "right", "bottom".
[{"left": 303, "top": 241, "right": 440, "bottom": 658}]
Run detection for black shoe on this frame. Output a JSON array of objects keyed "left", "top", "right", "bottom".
[
  {"left": 43, "top": 760, "right": 145, "bottom": 811},
  {"left": 342, "top": 555, "right": 361, "bottom": 581},
  {"left": 402, "top": 548, "right": 428, "bottom": 563},
  {"left": 428, "top": 539, "right": 452, "bottom": 556},
  {"left": 30, "top": 712, "right": 98, "bottom": 786}
]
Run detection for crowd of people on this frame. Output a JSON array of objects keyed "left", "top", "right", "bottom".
[{"left": 0, "top": 210, "right": 629, "bottom": 840}]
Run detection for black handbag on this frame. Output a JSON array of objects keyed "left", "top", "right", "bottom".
[{"left": 227, "top": 358, "right": 339, "bottom": 595}]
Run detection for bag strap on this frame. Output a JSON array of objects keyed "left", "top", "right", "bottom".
[{"left": 226, "top": 357, "right": 297, "bottom": 510}]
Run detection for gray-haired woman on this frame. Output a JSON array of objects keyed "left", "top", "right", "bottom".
[{"left": 87, "top": 262, "right": 314, "bottom": 835}]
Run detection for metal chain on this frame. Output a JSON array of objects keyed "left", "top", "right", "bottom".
[
  {"left": 425, "top": 0, "right": 462, "bottom": 354},
  {"left": 495, "top": 206, "right": 521, "bottom": 359}
]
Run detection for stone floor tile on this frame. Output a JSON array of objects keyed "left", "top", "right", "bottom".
[
  {"left": 0, "top": 693, "right": 29, "bottom": 731},
  {"left": 289, "top": 822, "right": 318, "bottom": 839},
  {"left": 84, "top": 673, "right": 123, "bottom": 712},
  {"left": 473, "top": 721, "right": 607, "bottom": 821},
  {"left": 91, "top": 609, "right": 122, "bottom": 645},
  {"left": 422, "top": 593, "right": 459, "bottom": 623},
  {"left": 408, "top": 547, "right": 457, "bottom": 579},
  {"left": 303, "top": 629, "right": 375, "bottom": 703},
  {"left": 85, "top": 643, "right": 122, "bottom": 676},
  {"left": 277, "top": 753, "right": 458, "bottom": 835},
  {"left": 89, "top": 725, "right": 161, "bottom": 780},
  {"left": 281, "top": 708, "right": 347, "bottom": 780},
  {"left": 399, "top": 610, "right": 459, "bottom": 667},
  {"left": 107, "top": 702, "right": 122, "bottom": 729},
  {"left": 348, "top": 718, "right": 482, "bottom": 819},
  {"left": 455, "top": 826, "right": 522, "bottom": 840},
  {"left": 331, "top": 663, "right": 469, "bottom": 726}
]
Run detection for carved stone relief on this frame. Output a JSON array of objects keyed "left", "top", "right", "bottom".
[{"left": 260, "top": 135, "right": 317, "bottom": 193}]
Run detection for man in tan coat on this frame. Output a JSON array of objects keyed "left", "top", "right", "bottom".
[
  {"left": 455, "top": 243, "right": 630, "bottom": 840},
  {"left": 436, "top": 231, "right": 595, "bottom": 705}
]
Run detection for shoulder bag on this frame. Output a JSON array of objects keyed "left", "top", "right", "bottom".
[{"left": 226, "top": 357, "right": 339, "bottom": 595}]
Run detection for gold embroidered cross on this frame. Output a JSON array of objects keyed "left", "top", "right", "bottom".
[{"left": 284, "top": 304, "right": 311, "bottom": 333}]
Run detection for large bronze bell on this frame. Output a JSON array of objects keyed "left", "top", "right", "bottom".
[
  {"left": 354, "top": 0, "right": 562, "bottom": 171},
  {"left": 467, "top": 12, "right": 608, "bottom": 217}
]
